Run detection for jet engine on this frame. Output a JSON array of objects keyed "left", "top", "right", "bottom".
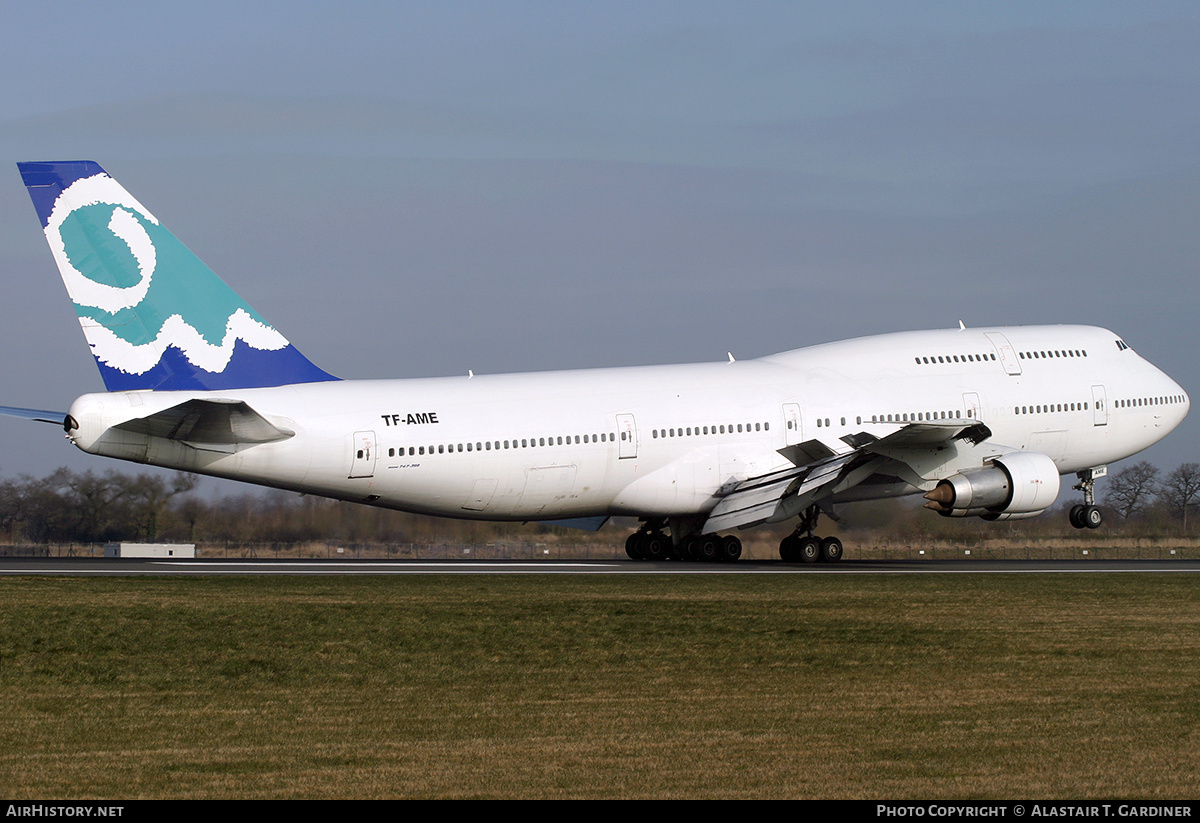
[{"left": 923, "top": 451, "right": 1060, "bottom": 519}]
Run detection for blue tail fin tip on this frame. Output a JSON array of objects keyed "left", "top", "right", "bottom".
[
  {"left": 19, "top": 161, "right": 111, "bottom": 229},
  {"left": 19, "top": 161, "right": 338, "bottom": 392}
]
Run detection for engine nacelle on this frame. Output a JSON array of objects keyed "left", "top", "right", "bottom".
[{"left": 924, "top": 451, "right": 1060, "bottom": 517}]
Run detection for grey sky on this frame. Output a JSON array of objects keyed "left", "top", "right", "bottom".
[{"left": 0, "top": 1, "right": 1196, "bottom": 494}]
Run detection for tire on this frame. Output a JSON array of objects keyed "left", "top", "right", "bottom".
[
  {"left": 799, "top": 536, "right": 821, "bottom": 564},
  {"left": 644, "top": 534, "right": 667, "bottom": 560},
  {"left": 1083, "top": 505, "right": 1103, "bottom": 529},
  {"left": 820, "top": 536, "right": 843, "bottom": 563},
  {"left": 1069, "top": 505, "right": 1086, "bottom": 529},
  {"left": 719, "top": 535, "right": 742, "bottom": 562},
  {"left": 625, "top": 533, "right": 643, "bottom": 560},
  {"left": 779, "top": 535, "right": 798, "bottom": 562},
  {"left": 696, "top": 535, "right": 719, "bottom": 562},
  {"left": 682, "top": 537, "right": 700, "bottom": 562}
]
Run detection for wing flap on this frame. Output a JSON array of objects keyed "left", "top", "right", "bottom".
[
  {"left": 864, "top": 420, "right": 991, "bottom": 451},
  {"left": 703, "top": 452, "right": 860, "bottom": 533},
  {"left": 703, "top": 420, "right": 993, "bottom": 533}
]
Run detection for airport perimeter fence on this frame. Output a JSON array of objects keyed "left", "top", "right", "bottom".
[
  {"left": 1, "top": 537, "right": 1197, "bottom": 561},
  {"left": 0, "top": 540, "right": 621, "bottom": 561}
]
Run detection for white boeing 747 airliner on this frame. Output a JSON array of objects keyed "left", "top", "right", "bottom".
[{"left": 4, "top": 161, "right": 1190, "bottom": 562}]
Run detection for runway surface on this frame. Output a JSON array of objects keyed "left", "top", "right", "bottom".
[{"left": 3, "top": 557, "right": 1200, "bottom": 576}]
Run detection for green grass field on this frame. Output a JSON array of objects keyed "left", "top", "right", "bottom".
[{"left": 1, "top": 573, "right": 1198, "bottom": 799}]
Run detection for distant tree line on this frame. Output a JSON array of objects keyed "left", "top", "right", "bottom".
[
  {"left": 0, "top": 468, "right": 197, "bottom": 544},
  {"left": 1102, "top": 461, "right": 1200, "bottom": 530},
  {"left": 1, "top": 461, "right": 1198, "bottom": 547},
  {"left": 0, "top": 468, "right": 575, "bottom": 547}
]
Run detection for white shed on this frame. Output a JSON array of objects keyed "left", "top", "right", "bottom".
[{"left": 103, "top": 543, "right": 196, "bottom": 558}]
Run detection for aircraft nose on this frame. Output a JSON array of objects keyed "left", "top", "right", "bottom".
[{"left": 1168, "top": 377, "right": 1190, "bottom": 427}]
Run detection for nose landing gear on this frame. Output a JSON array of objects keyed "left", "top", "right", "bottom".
[{"left": 1069, "top": 467, "right": 1106, "bottom": 530}]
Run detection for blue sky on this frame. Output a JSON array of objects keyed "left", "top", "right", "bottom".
[{"left": 0, "top": 1, "right": 1197, "bottom": 491}]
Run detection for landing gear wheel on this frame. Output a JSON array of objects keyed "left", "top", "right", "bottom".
[
  {"left": 718, "top": 535, "right": 742, "bottom": 562},
  {"left": 799, "top": 536, "right": 821, "bottom": 564},
  {"left": 681, "top": 537, "right": 699, "bottom": 562},
  {"left": 695, "top": 534, "right": 719, "bottom": 562},
  {"left": 627, "top": 531, "right": 669, "bottom": 560},
  {"left": 1069, "top": 504, "right": 1086, "bottom": 530},
  {"left": 1072, "top": 470, "right": 1104, "bottom": 531},
  {"left": 779, "top": 535, "right": 799, "bottom": 562},
  {"left": 625, "top": 533, "right": 643, "bottom": 560},
  {"left": 643, "top": 534, "right": 668, "bottom": 560},
  {"left": 819, "top": 536, "right": 843, "bottom": 563}
]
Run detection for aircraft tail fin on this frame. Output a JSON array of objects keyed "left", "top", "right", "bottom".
[{"left": 18, "top": 161, "right": 338, "bottom": 392}]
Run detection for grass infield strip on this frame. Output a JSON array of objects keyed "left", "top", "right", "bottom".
[{"left": 1, "top": 574, "right": 1198, "bottom": 799}]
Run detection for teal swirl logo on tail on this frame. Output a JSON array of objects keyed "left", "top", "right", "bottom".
[{"left": 19, "top": 161, "right": 336, "bottom": 391}]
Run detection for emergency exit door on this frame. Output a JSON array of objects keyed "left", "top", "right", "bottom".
[{"left": 349, "top": 430, "right": 377, "bottom": 478}]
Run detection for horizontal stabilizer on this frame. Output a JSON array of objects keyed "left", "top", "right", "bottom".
[
  {"left": 0, "top": 405, "right": 67, "bottom": 426},
  {"left": 112, "top": 398, "right": 294, "bottom": 446}
]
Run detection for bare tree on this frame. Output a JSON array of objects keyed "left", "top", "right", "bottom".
[
  {"left": 1104, "top": 461, "right": 1161, "bottom": 522},
  {"left": 1160, "top": 462, "right": 1200, "bottom": 531},
  {"left": 125, "top": 472, "right": 199, "bottom": 541}
]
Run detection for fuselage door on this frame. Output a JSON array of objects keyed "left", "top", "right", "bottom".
[
  {"left": 985, "top": 332, "right": 1022, "bottom": 375},
  {"left": 1091, "top": 385, "right": 1109, "bottom": 426},
  {"left": 783, "top": 403, "right": 803, "bottom": 446},
  {"left": 616, "top": 413, "right": 638, "bottom": 459},
  {"left": 349, "top": 430, "right": 377, "bottom": 478},
  {"left": 962, "top": 392, "right": 982, "bottom": 420}
]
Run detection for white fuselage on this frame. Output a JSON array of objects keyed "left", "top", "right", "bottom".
[{"left": 65, "top": 325, "right": 1189, "bottom": 523}]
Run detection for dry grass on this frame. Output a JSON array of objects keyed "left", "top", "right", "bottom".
[{"left": 1, "top": 574, "right": 1199, "bottom": 798}]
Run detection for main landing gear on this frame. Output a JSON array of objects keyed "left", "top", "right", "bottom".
[
  {"left": 778, "top": 504, "right": 843, "bottom": 563},
  {"left": 625, "top": 519, "right": 742, "bottom": 563},
  {"left": 1069, "top": 468, "right": 1104, "bottom": 530}
]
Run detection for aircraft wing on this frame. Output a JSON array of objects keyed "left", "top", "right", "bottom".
[
  {"left": 702, "top": 451, "right": 864, "bottom": 533},
  {"left": 111, "top": 398, "right": 294, "bottom": 448},
  {"left": 702, "top": 420, "right": 992, "bottom": 533}
]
